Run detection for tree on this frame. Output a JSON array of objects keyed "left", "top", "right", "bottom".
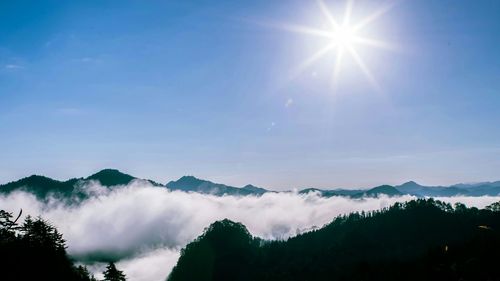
[
  {"left": 486, "top": 201, "right": 500, "bottom": 212},
  {"left": 169, "top": 199, "right": 500, "bottom": 281},
  {"left": 1, "top": 209, "right": 95, "bottom": 281},
  {"left": 0, "top": 209, "right": 22, "bottom": 240},
  {"left": 76, "top": 265, "right": 97, "bottom": 281},
  {"left": 103, "top": 262, "right": 127, "bottom": 281},
  {"left": 21, "top": 215, "right": 66, "bottom": 252}
]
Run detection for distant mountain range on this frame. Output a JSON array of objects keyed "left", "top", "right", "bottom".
[
  {"left": 1, "top": 169, "right": 499, "bottom": 199},
  {"left": 165, "top": 176, "right": 267, "bottom": 196},
  {"left": 0, "top": 169, "right": 159, "bottom": 199}
]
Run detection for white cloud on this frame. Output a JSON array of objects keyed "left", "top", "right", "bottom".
[
  {"left": 117, "top": 248, "right": 180, "bottom": 281},
  {"left": 1, "top": 182, "right": 499, "bottom": 281},
  {"left": 82, "top": 248, "right": 180, "bottom": 281},
  {"left": 434, "top": 196, "right": 500, "bottom": 208},
  {"left": 285, "top": 98, "right": 293, "bottom": 107}
]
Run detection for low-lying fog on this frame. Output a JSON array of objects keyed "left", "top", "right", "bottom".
[{"left": 1, "top": 181, "right": 499, "bottom": 281}]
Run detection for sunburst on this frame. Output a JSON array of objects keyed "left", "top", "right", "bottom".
[{"left": 282, "top": 0, "right": 397, "bottom": 91}]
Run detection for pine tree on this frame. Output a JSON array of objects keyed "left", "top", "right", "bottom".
[
  {"left": 103, "top": 262, "right": 126, "bottom": 281},
  {"left": 21, "top": 215, "right": 66, "bottom": 252},
  {"left": 1, "top": 209, "right": 95, "bottom": 281},
  {"left": 75, "top": 265, "right": 97, "bottom": 281}
]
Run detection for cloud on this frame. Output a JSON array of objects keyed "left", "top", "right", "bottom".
[
  {"left": 285, "top": 98, "right": 293, "bottom": 107},
  {"left": 1, "top": 182, "right": 499, "bottom": 281},
  {"left": 83, "top": 247, "right": 180, "bottom": 281},
  {"left": 434, "top": 196, "right": 500, "bottom": 208},
  {"left": 117, "top": 248, "right": 180, "bottom": 281},
  {"left": 4, "top": 64, "right": 23, "bottom": 70}
]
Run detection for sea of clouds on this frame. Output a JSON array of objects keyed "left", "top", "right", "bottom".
[{"left": 1, "top": 180, "right": 499, "bottom": 281}]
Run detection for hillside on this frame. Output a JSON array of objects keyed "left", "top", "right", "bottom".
[
  {"left": 85, "top": 169, "right": 136, "bottom": 186},
  {"left": 168, "top": 199, "right": 500, "bottom": 281},
  {"left": 1, "top": 171, "right": 500, "bottom": 199},
  {"left": 166, "top": 176, "right": 268, "bottom": 196},
  {"left": 0, "top": 169, "right": 147, "bottom": 200},
  {"left": 0, "top": 175, "right": 79, "bottom": 199}
]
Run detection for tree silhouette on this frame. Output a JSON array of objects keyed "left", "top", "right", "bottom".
[
  {"left": 486, "top": 201, "right": 500, "bottom": 212},
  {"left": 21, "top": 215, "right": 67, "bottom": 252},
  {"left": 0, "top": 210, "right": 18, "bottom": 241},
  {"left": 0, "top": 210, "right": 95, "bottom": 281},
  {"left": 169, "top": 199, "right": 500, "bottom": 281},
  {"left": 103, "top": 262, "right": 127, "bottom": 281},
  {"left": 76, "top": 265, "right": 97, "bottom": 281}
]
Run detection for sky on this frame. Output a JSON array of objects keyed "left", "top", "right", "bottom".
[{"left": 1, "top": 0, "right": 499, "bottom": 190}]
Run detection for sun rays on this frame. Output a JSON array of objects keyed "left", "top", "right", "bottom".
[{"left": 281, "top": 0, "right": 398, "bottom": 91}]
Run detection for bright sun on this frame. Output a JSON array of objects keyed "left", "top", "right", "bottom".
[
  {"left": 330, "top": 25, "right": 356, "bottom": 49},
  {"left": 279, "top": 0, "right": 396, "bottom": 91}
]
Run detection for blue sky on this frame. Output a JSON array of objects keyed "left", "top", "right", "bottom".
[{"left": 1, "top": 0, "right": 499, "bottom": 189}]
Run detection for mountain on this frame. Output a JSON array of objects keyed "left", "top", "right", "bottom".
[
  {"left": 353, "top": 185, "right": 403, "bottom": 198},
  {"left": 85, "top": 169, "right": 136, "bottom": 186},
  {"left": 395, "top": 180, "right": 424, "bottom": 195},
  {"left": 396, "top": 181, "right": 470, "bottom": 197},
  {"left": 0, "top": 169, "right": 155, "bottom": 199},
  {"left": 241, "top": 184, "right": 268, "bottom": 195},
  {"left": 452, "top": 181, "right": 500, "bottom": 189},
  {"left": 168, "top": 199, "right": 500, "bottom": 281},
  {"left": 453, "top": 181, "right": 500, "bottom": 196},
  {"left": 299, "top": 188, "right": 340, "bottom": 197},
  {"left": 166, "top": 176, "right": 268, "bottom": 196},
  {"left": 298, "top": 188, "right": 363, "bottom": 197},
  {"left": 0, "top": 175, "right": 78, "bottom": 198},
  {"left": 2, "top": 170, "right": 500, "bottom": 199},
  {"left": 299, "top": 185, "right": 401, "bottom": 198}
]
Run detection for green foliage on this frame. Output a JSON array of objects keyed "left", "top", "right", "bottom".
[
  {"left": 103, "top": 262, "right": 127, "bottom": 281},
  {"left": 169, "top": 199, "right": 500, "bottom": 281}
]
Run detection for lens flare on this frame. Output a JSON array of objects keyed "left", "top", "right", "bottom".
[{"left": 277, "top": 0, "right": 398, "bottom": 91}]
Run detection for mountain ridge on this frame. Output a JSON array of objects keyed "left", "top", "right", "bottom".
[
  {"left": 1, "top": 169, "right": 500, "bottom": 199},
  {"left": 165, "top": 175, "right": 266, "bottom": 196},
  {"left": 167, "top": 199, "right": 500, "bottom": 281}
]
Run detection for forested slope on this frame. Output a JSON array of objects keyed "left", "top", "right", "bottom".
[{"left": 169, "top": 199, "right": 500, "bottom": 281}]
